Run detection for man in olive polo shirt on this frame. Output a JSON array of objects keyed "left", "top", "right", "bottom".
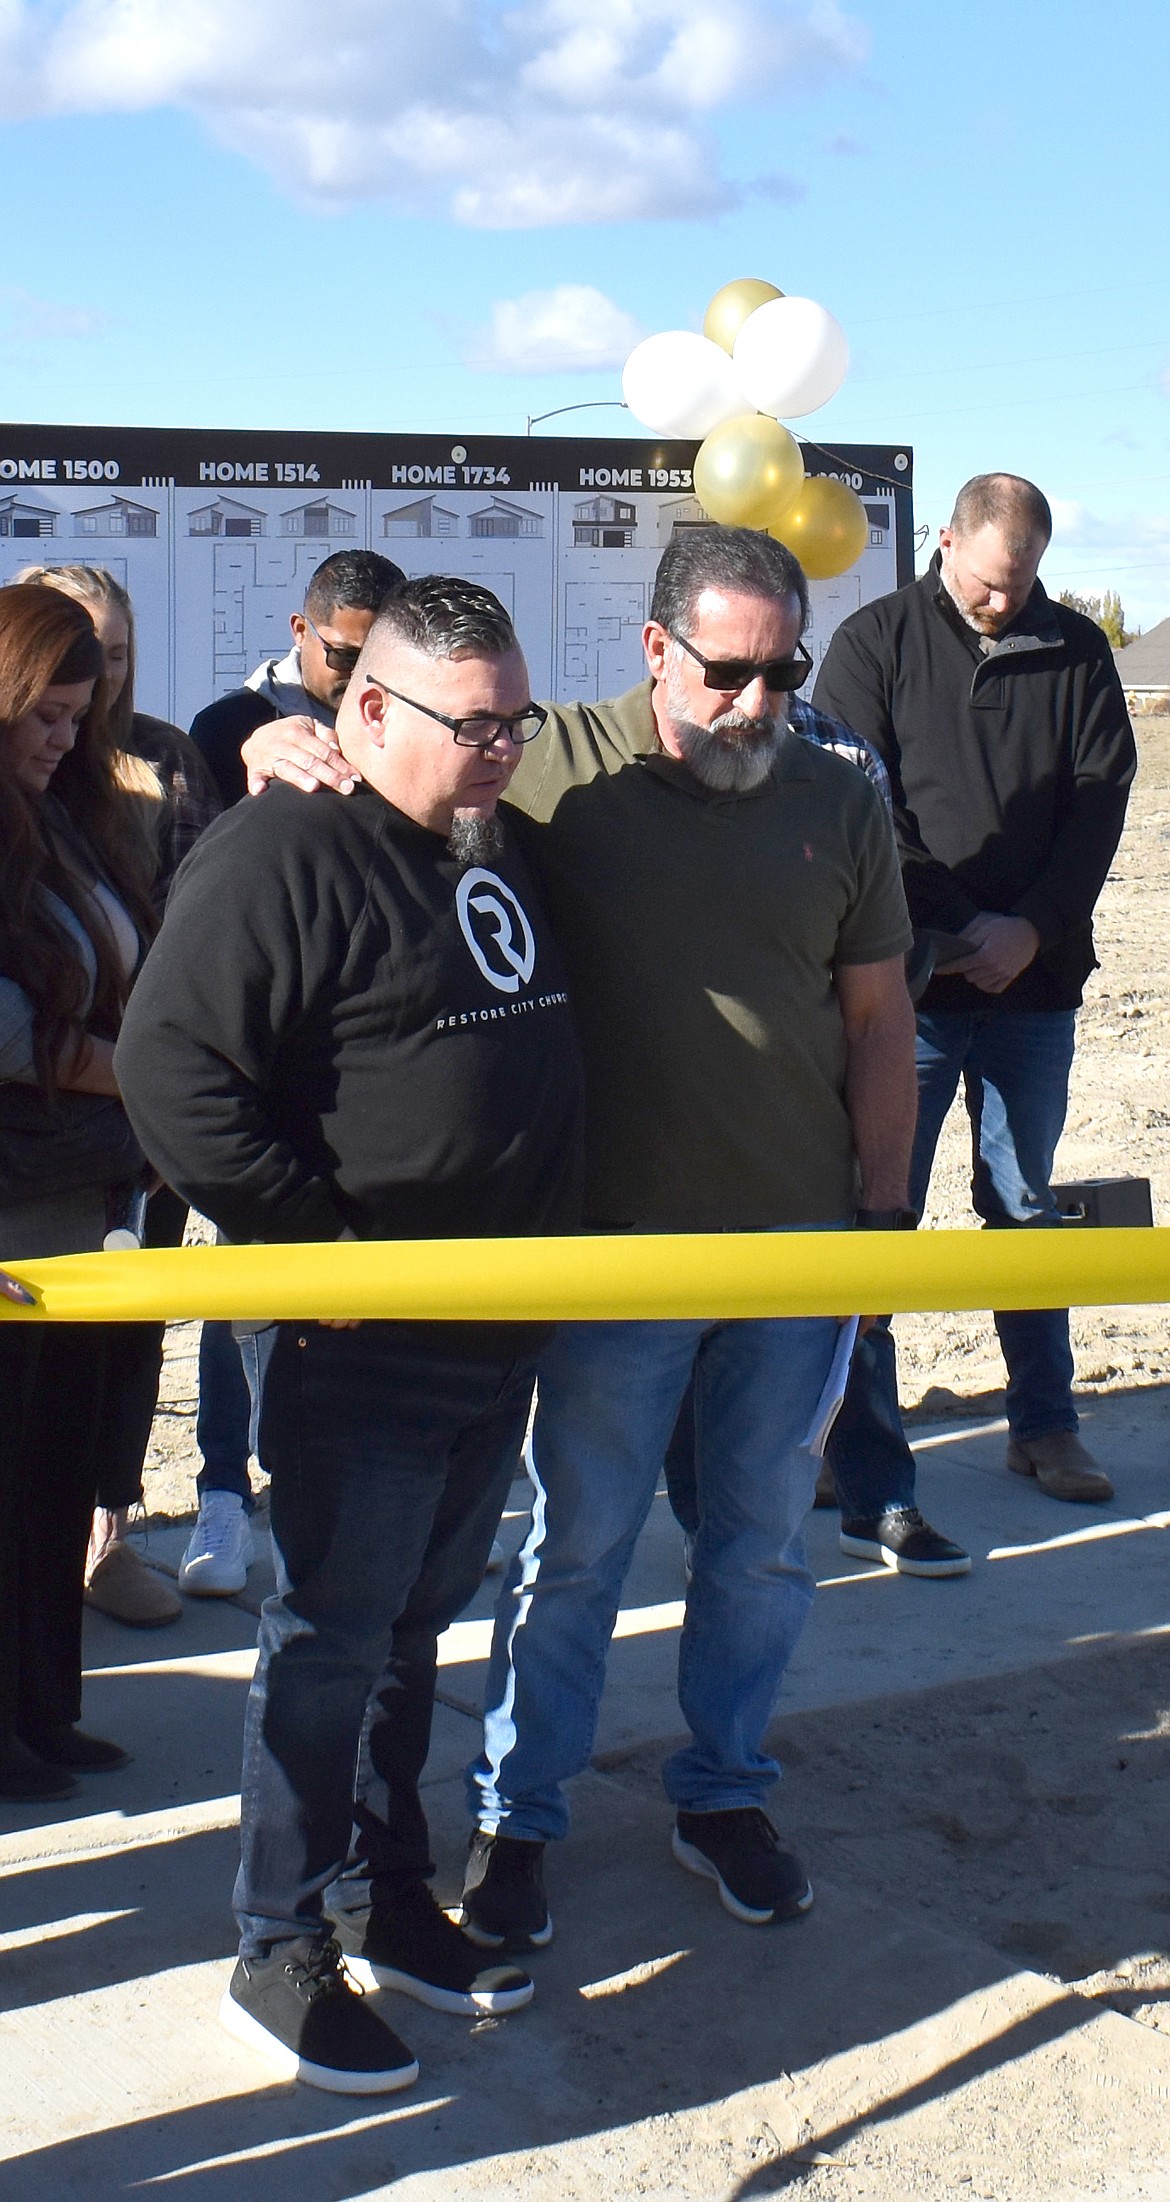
[{"left": 459, "top": 525, "right": 918, "bottom": 1939}]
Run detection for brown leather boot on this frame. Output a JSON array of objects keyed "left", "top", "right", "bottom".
[{"left": 1005, "top": 1431, "right": 1113, "bottom": 1503}]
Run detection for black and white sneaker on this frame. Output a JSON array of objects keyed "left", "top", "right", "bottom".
[
  {"left": 673, "top": 1808, "right": 814, "bottom": 1925},
  {"left": 839, "top": 1507, "right": 971, "bottom": 1577},
  {"left": 219, "top": 1936, "right": 419, "bottom": 2094},
  {"left": 333, "top": 1880, "right": 534, "bottom": 2014},
  {"left": 460, "top": 1830, "right": 553, "bottom": 1950}
]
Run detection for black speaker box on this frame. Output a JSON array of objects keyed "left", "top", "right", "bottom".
[{"left": 1050, "top": 1177, "right": 1154, "bottom": 1227}]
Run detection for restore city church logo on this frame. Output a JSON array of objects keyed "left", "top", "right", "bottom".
[{"left": 455, "top": 868, "right": 536, "bottom": 994}]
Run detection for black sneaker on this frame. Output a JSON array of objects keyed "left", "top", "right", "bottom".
[
  {"left": 332, "top": 1879, "right": 533, "bottom": 2013},
  {"left": 219, "top": 1936, "right": 419, "bottom": 2094},
  {"left": 839, "top": 1507, "right": 971, "bottom": 1578},
  {"left": 673, "top": 1808, "right": 813, "bottom": 1925},
  {"left": 460, "top": 1831, "right": 552, "bottom": 1950}
]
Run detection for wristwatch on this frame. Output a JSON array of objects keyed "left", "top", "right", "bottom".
[{"left": 854, "top": 1207, "right": 919, "bottom": 1230}]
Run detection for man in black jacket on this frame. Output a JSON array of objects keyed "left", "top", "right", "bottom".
[
  {"left": 815, "top": 472, "right": 1136, "bottom": 1511},
  {"left": 188, "top": 548, "right": 403, "bottom": 809},
  {"left": 117, "top": 578, "right": 583, "bottom": 2095}
]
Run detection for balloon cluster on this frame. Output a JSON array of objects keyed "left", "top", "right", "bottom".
[{"left": 621, "top": 278, "right": 868, "bottom": 580}]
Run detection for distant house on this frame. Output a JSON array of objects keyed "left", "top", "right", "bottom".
[
  {"left": 188, "top": 496, "right": 265, "bottom": 539},
  {"left": 1114, "top": 617, "right": 1170, "bottom": 707},
  {"left": 863, "top": 500, "right": 891, "bottom": 546},
  {"left": 280, "top": 499, "right": 356, "bottom": 539},
  {"left": 0, "top": 493, "right": 55, "bottom": 539},
  {"left": 574, "top": 495, "right": 637, "bottom": 549},
  {"left": 72, "top": 494, "right": 158, "bottom": 539},
  {"left": 383, "top": 497, "right": 458, "bottom": 540},
  {"left": 657, "top": 494, "right": 708, "bottom": 543},
  {"left": 469, "top": 497, "right": 543, "bottom": 541}
]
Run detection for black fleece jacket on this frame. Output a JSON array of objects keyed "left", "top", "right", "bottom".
[
  {"left": 813, "top": 557, "right": 1136, "bottom": 1012},
  {"left": 187, "top": 690, "right": 278, "bottom": 810},
  {"left": 115, "top": 783, "right": 584, "bottom": 1275}
]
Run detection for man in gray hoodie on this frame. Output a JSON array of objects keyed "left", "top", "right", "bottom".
[
  {"left": 189, "top": 549, "right": 403, "bottom": 810},
  {"left": 182, "top": 548, "right": 404, "bottom": 1601}
]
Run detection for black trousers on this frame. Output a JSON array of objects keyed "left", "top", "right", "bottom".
[{"left": 0, "top": 1321, "right": 112, "bottom": 1741}]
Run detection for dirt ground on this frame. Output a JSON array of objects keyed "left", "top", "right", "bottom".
[{"left": 137, "top": 716, "right": 1170, "bottom": 1521}]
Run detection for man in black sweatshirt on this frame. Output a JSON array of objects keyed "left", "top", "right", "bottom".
[
  {"left": 116, "top": 578, "right": 583, "bottom": 2095},
  {"left": 814, "top": 472, "right": 1136, "bottom": 1512}
]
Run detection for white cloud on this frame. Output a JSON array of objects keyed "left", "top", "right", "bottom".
[
  {"left": 466, "top": 284, "right": 644, "bottom": 373},
  {"left": 0, "top": 0, "right": 870, "bottom": 227},
  {"left": 1045, "top": 501, "right": 1170, "bottom": 630},
  {"left": 1050, "top": 501, "right": 1170, "bottom": 553},
  {"left": 0, "top": 287, "right": 107, "bottom": 342}
]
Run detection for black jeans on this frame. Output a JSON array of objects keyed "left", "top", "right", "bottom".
[
  {"left": 91, "top": 1185, "right": 189, "bottom": 1514},
  {"left": 233, "top": 1321, "right": 536, "bottom": 1956}
]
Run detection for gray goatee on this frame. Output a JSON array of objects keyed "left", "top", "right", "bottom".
[{"left": 447, "top": 810, "right": 505, "bottom": 866}]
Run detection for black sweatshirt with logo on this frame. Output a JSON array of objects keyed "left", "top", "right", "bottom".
[
  {"left": 813, "top": 558, "right": 1137, "bottom": 1012},
  {"left": 115, "top": 782, "right": 584, "bottom": 1345}
]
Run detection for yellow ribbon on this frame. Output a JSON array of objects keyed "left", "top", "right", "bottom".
[{"left": 0, "top": 1227, "right": 1167, "bottom": 1324}]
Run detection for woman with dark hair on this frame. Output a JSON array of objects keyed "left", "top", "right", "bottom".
[
  {"left": 17, "top": 566, "right": 223, "bottom": 1627},
  {"left": 0, "top": 584, "right": 158, "bottom": 1801}
]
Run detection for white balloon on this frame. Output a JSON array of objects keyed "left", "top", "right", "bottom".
[
  {"left": 732, "top": 297, "right": 849, "bottom": 420},
  {"left": 621, "top": 331, "right": 751, "bottom": 438}
]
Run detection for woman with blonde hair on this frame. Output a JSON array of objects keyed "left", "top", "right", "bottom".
[
  {"left": 0, "top": 583, "right": 158, "bottom": 1798},
  {"left": 16, "top": 566, "right": 223, "bottom": 1627},
  {"left": 16, "top": 565, "right": 221, "bottom": 915}
]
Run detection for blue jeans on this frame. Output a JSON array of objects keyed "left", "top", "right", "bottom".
[
  {"left": 831, "top": 1008, "right": 1079, "bottom": 1515},
  {"left": 467, "top": 1313, "right": 838, "bottom": 1841},
  {"left": 234, "top": 1322, "right": 536, "bottom": 1956},
  {"left": 195, "top": 1320, "right": 274, "bottom": 1508}
]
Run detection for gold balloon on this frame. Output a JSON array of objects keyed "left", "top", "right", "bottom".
[
  {"left": 703, "top": 277, "right": 784, "bottom": 356},
  {"left": 769, "top": 475, "right": 869, "bottom": 579},
  {"left": 693, "top": 415, "right": 804, "bottom": 530}
]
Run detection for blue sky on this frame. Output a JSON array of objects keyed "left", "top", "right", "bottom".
[{"left": 2, "top": 0, "right": 1168, "bottom": 625}]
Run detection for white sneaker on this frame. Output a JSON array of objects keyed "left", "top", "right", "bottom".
[{"left": 178, "top": 1492, "right": 256, "bottom": 1596}]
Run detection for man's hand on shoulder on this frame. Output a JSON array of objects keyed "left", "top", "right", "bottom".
[
  {"left": 241, "top": 716, "right": 361, "bottom": 798},
  {"left": 958, "top": 913, "right": 1040, "bottom": 993}
]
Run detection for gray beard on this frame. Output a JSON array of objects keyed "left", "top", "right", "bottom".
[
  {"left": 665, "top": 691, "right": 784, "bottom": 794},
  {"left": 447, "top": 810, "right": 505, "bottom": 866}
]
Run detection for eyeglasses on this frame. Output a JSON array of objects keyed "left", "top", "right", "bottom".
[
  {"left": 668, "top": 631, "right": 814, "bottom": 694},
  {"left": 365, "top": 677, "right": 548, "bottom": 751},
  {"left": 304, "top": 615, "right": 363, "bottom": 676}
]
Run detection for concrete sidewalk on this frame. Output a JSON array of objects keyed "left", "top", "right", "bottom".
[{"left": 1, "top": 1386, "right": 1168, "bottom": 2200}]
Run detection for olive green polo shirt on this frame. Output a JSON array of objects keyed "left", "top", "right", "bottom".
[{"left": 503, "top": 679, "right": 912, "bottom": 1231}]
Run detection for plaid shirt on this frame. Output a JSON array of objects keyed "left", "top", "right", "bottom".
[{"left": 789, "top": 696, "right": 892, "bottom": 812}]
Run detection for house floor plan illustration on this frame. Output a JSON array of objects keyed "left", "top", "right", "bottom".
[{"left": 0, "top": 428, "right": 914, "bottom": 727}]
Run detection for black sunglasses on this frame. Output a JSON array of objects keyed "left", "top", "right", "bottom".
[
  {"left": 365, "top": 676, "right": 548, "bottom": 751},
  {"left": 668, "top": 630, "right": 814, "bottom": 694},
  {"left": 304, "top": 614, "right": 363, "bottom": 675}
]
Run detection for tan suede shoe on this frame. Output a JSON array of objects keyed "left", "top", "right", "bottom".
[
  {"left": 1006, "top": 1431, "right": 1114, "bottom": 1503},
  {"left": 84, "top": 1540, "right": 182, "bottom": 1626}
]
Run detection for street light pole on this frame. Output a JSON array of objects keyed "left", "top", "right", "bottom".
[{"left": 525, "top": 401, "right": 630, "bottom": 436}]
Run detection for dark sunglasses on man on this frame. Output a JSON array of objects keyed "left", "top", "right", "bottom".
[
  {"left": 304, "top": 615, "right": 364, "bottom": 676},
  {"left": 669, "top": 631, "right": 814, "bottom": 695}
]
